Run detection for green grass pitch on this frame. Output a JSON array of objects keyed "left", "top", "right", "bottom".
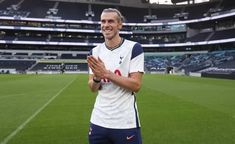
[{"left": 0, "top": 74, "right": 235, "bottom": 144}]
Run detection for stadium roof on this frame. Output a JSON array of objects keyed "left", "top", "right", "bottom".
[
  {"left": 150, "top": 0, "right": 210, "bottom": 5},
  {"left": 47, "top": 0, "right": 221, "bottom": 8}
]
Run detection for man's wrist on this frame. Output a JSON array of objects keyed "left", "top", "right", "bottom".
[
  {"left": 93, "top": 77, "right": 101, "bottom": 83},
  {"left": 104, "top": 70, "right": 112, "bottom": 79}
]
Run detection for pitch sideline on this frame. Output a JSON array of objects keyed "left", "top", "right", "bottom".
[{"left": 0, "top": 77, "right": 76, "bottom": 144}]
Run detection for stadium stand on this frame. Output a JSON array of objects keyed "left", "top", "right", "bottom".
[
  {"left": 210, "top": 29, "right": 235, "bottom": 40},
  {"left": 145, "top": 50, "right": 235, "bottom": 75},
  {"left": 57, "top": 2, "right": 89, "bottom": 20},
  {"left": 0, "top": 59, "right": 36, "bottom": 73},
  {"left": 0, "top": 0, "right": 234, "bottom": 78}
]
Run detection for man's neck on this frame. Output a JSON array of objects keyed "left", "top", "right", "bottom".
[{"left": 105, "top": 37, "right": 122, "bottom": 49}]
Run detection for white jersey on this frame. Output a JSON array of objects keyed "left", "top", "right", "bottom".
[{"left": 89, "top": 39, "right": 144, "bottom": 129}]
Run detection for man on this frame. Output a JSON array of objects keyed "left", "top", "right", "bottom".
[
  {"left": 60, "top": 62, "right": 65, "bottom": 74},
  {"left": 87, "top": 8, "right": 144, "bottom": 144}
]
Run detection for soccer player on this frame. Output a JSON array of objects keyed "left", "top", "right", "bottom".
[{"left": 87, "top": 8, "right": 144, "bottom": 144}]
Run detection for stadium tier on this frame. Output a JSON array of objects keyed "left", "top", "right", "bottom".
[{"left": 0, "top": 0, "right": 234, "bottom": 78}]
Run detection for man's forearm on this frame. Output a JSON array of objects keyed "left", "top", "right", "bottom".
[{"left": 105, "top": 71, "right": 142, "bottom": 93}]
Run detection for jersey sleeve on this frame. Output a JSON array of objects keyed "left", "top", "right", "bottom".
[{"left": 130, "top": 43, "right": 144, "bottom": 73}]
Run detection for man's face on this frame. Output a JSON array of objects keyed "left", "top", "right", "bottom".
[{"left": 100, "top": 12, "right": 122, "bottom": 40}]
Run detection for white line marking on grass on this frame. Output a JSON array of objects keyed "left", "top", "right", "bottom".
[
  {"left": 0, "top": 78, "right": 76, "bottom": 144},
  {"left": 0, "top": 89, "right": 58, "bottom": 100}
]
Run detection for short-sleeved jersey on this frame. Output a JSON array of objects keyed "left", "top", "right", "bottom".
[{"left": 89, "top": 39, "right": 144, "bottom": 129}]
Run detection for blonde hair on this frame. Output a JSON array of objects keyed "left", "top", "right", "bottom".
[{"left": 102, "top": 8, "right": 125, "bottom": 23}]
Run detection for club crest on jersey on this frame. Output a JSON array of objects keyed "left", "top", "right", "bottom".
[{"left": 119, "top": 56, "right": 124, "bottom": 64}]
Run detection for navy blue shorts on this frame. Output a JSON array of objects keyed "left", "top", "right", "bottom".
[{"left": 88, "top": 123, "right": 142, "bottom": 144}]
